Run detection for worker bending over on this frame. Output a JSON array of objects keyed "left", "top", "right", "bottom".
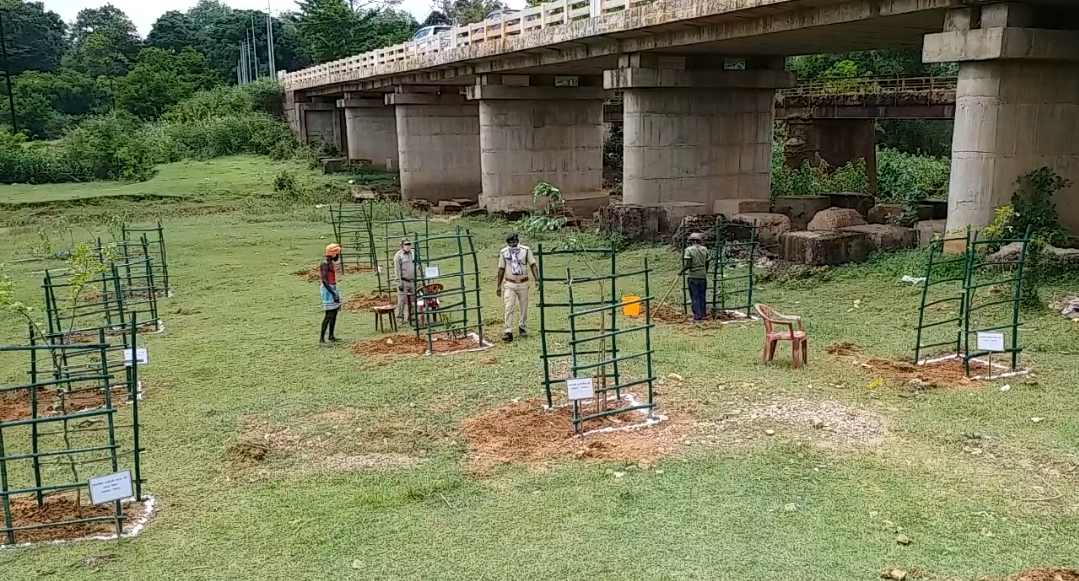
[
  {"left": 496, "top": 232, "right": 539, "bottom": 342},
  {"left": 320, "top": 243, "right": 342, "bottom": 344}
]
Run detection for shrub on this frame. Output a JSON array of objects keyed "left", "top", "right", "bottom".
[
  {"left": 876, "top": 148, "right": 949, "bottom": 203},
  {"left": 62, "top": 112, "right": 158, "bottom": 182}
]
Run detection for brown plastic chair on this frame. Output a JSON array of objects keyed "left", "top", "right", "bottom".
[{"left": 755, "top": 303, "right": 807, "bottom": 369}]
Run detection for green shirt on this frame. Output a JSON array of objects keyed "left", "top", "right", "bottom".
[{"left": 683, "top": 244, "right": 710, "bottom": 279}]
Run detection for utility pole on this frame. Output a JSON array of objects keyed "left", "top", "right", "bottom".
[
  {"left": 0, "top": 12, "right": 18, "bottom": 134},
  {"left": 266, "top": 3, "right": 276, "bottom": 78},
  {"left": 250, "top": 15, "right": 259, "bottom": 79}
]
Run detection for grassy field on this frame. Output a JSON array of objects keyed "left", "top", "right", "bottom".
[{"left": 1, "top": 159, "right": 1078, "bottom": 580}]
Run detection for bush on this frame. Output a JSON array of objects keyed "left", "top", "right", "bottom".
[
  {"left": 62, "top": 112, "right": 158, "bottom": 181},
  {"left": 876, "top": 148, "right": 949, "bottom": 203},
  {"left": 0, "top": 133, "right": 73, "bottom": 183}
]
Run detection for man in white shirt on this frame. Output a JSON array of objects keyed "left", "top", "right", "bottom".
[{"left": 495, "top": 232, "right": 539, "bottom": 342}]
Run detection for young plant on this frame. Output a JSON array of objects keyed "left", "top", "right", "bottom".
[{"left": 515, "top": 182, "right": 570, "bottom": 234}]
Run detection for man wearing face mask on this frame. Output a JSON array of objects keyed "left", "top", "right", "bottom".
[
  {"left": 496, "top": 232, "right": 539, "bottom": 342},
  {"left": 393, "top": 238, "right": 415, "bottom": 325},
  {"left": 320, "top": 243, "right": 343, "bottom": 344}
]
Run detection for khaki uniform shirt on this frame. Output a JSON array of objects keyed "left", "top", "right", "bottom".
[
  {"left": 394, "top": 249, "right": 415, "bottom": 285},
  {"left": 498, "top": 244, "right": 536, "bottom": 282}
]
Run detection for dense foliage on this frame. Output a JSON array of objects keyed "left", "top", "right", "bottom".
[
  {"left": 0, "top": 0, "right": 418, "bottom": 139},
  {"left": 0, "top": 80, "right": 298, "bottom": 185}
]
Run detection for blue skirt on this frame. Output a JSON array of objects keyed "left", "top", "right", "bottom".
[{"left": 321, "top": 284, "right": 341, "bottom": 311}]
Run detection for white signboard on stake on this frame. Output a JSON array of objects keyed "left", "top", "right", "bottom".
[
  {"left": 424, "top": 266, "right": 440, "bottom": 279},
  {"left": 977, "top": 332, "right": 1006, "bottom": 352},
  {"left": 123, "top": 348, "right": 148, "bottom": 366},
  {"left": 89, "top": 470, "right": 133, "bottom": 505},
  {"left": 566, "top": 377, "right": 594, "bottom": 401}
]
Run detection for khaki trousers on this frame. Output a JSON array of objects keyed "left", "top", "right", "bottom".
[
  {"left": 396, "top": 281, "right": 414, "bottom": 321},
  {"left": 502, "top": 281, "right": 529, "bottom": 334}
]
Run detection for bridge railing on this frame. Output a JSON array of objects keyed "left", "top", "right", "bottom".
[
  {"left": 777, "top": 75, "right": 958, "bottom": 101},
  {"left": 280, "top": 0, "right": 655, "bottom": 89}
]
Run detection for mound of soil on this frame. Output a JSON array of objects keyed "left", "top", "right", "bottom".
[
  {"left": 343, "top": 294, "right": 391, "bottom": 312},
  {"left": 459, "top": 397, "right": 682, "bottom": 474},
  {"left": 826, "top": 341, "right": 986, "bottom": 389},
  {"left": 2, "top": 493, "right": 148, "bottom": 546},
  {"left": 0, "top": 385, "right": 132, "bottom": 423},
  {"left": 294, "top": 264, "right": 371, "bottom": 282},
  {"left": 649, "top": 303, "right": 748, "bottom": 325},
  {"left": 995, "top": 569, "right": 1079, "bottom": 581},
  {"left": 351, "top": 334, "right": 486, "bottom": 359}
]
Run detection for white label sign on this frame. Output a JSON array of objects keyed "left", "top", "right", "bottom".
[
  {"left": 123, "top": 348, "right": 148, "bottom": 366},
  {"left": 89, "top": 470, "right": 133, "bottom": 505},
  {"left": 977, "top": 332, "right": 1006, "bottom": 352},
  {"left": 566, "top": 377, "right": 594, "bottom": 401},
  {"left": 424, "top": 266, "right": 440, "bottom": 279}
]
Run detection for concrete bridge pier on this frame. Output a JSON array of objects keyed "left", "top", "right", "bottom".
[
  {"left": 287, "top": 94, "right": 345, "bottom": 153},
  {"left": 337, "top": 95, "right": 398, "bottom": 171},
  {"left": 605, "top": 54, "right": 794, "bottom": 212},
  {"left": 925, "top": 3, "right": 1079, "bottom": 235},
  {"left": 466, "top": 75, "right": 609, "bottom": 214},
  {"left": 385, "top": 88, "right": 481, "bottom": 203}
]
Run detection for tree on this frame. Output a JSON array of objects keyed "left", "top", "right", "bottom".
[
  {"left": 147, "top": 11, "right": 200, "bottom": 53},
  {"left": 198, "top": 10, "right": 308, "bottom": 81},
  {"left": 68, "top": 5, "right": 141, "bottom": 77},
  {"left": 115, "top": 47, "right": 219, "bottom": 119},
  {"left": 422, "top": 11, "right": 450, "bottom": 25},
  {"left": 0, "top": 0, "right": 68, "bottom": 74},
  {"left": 430, "top": 0, "right": 505, "bottom": 26},
  {"left": 187, "top": 0, "right": 233, "bottom": 29},
  {"left": 296, "top": 0, "right": 417, "bottom": 63},
  {"left": 0, "top": 69, "right": 104, "bottom": 138}
]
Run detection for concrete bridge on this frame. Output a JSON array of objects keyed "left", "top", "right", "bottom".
[{"left": 281, "top": 0, "right": 1079, "bottom": 234}]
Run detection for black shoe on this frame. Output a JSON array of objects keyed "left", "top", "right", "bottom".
[
  {"left": 518, "top": 327, "right": 528, "bottom": 337},
  {"left": 319, "top": 339, "right": 329, "bottom": 345},
  {"left": 329, "top": 337, "right": 341, "bottom": 342},
  {"left": 501, "top": 332, "right": 513, "bottom": 342}
]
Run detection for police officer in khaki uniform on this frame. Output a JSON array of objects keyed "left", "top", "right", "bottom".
[
  {"left": 496, "top": 232, "right": 539, "bottom": 342},
  {"left": 393, "top": 238, "right": 415, "bottom": 324}
]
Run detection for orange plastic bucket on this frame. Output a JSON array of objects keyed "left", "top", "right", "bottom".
[{"left": 621, "top": 295, "right": 642, "bottom": 317}]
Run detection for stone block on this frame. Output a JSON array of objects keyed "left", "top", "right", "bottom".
[
  {"left": 729, "top": 213, "right": 790, "bottom": 246},
  {"left": 828, "top": 192, "right": 875, "bottom": 217},
  {"left": 597, "top": 204, "right": 669, "bottom": 243},
  {"left": 839, "top": 224, "right": 918, "bottom": 252},
  {"left": 925, "top": 200, "right": 948, "bottom": 220},
  {"left": 774, "top": 196, "right": 831, "bottom": 230},
  {"left": 780, "top": 231, "right": 874, "bottom": 266},
  {"left": 713, "top": 198, "right": 770, "bottom": 216},
  {"left": 660, "top": 202, "right": 707, "bottom": 236},
  {"left": 807, "top": 207, "right": 867, "bottom": 231},
  {"left": 868, "top": 204, "right": 934, "bottom": 225},
  {"left": 915, "top": 220, "right": 947, "bottom": 247},
  {"left": 322, "top": 157, "right": 348, "bottom": 174},
  {"left": 434, "top": 200, "right": 464, "bottom": 214}
]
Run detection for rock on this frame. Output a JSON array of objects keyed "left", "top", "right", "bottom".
[
  {"left": 765, "top": 429, "right": 776, "bottom": 436},
  {"left": 322, "top": 157, "right": 348, "bottom": 174},
  {"left": 713, "top": 198, "right": 770, "bottom": 216},
  {"left": 350, "top": 184, "right": 377, "bottom": 200},
  {"left": 730, "top": 213, "right": 791, "bottom": 246},
  {"left": 881, "top": 568, "right": 908, "bottom": 580},
  {"left": 597, "top": 203, "right": 669, "bottom": 243},
  {"left": 924, "top": 199, "right": 948, "bottom": 220},
  {"left": 434, "top": 200, "right": 464, "bottom": 214},
  {"left": 1062, "top": 297, "right": 1079, "bottom": 320},
  {"left": 915, "top": 219, "right": 947, "bottom": 248},
  {"left": 989, "top": 242, "right": 1079, "bottom": 266},
  {"left": 895, "top": 534, "right": 911, "bottom": 546},
  {"left": 839, "top": 224, "right": 918, "bottom": 252},
  {"left": 774, "top": 195, "right": 831, "bottom": 230},
  {"left": 828, "top": 192, "right": 875, "bottom": 217},
  {"left": 807, "top": 207, "right": 867, "bottom": 231},
  {"left": 780, "top": 230, "right": 874, "bottom": 266},
  {"left": 410, "top": 199, "right": 433, "bottom": 212},
  {"left": 867, "top": 203, "right": 933, "bottom": 225},
  {"left": 450, "top": 198, "right": 478, "bottom": 208}
]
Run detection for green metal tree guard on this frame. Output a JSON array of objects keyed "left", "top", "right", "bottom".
[
  {"left": 537, "top": 245, "right": 656, "bottom": 432},
  {"left": 373, "top": 216, "right": 430, "bottom": 297},
  {"left": 329, "top": 202, "right": 377, "bottom": 272},
  {"left": 0, "top": 318, "right": 144, "bottom": 546},
  {"left": 98, "top": 238, "right": 161, "bottom": 332},
  {"left": 43, "top": 264, "right": 127, "bottom": 341},
  {"left": 913, "top": 227, "right": 1031, "bottom": 376},
  {"left": 409, "top": 226, "right": 484, "bottom": 352},
  {"left": 121, "top": 222, "right": 169, "bottom": 296},
  {"left": 679, "top": 220, "right": 759, "bottom": 318}
]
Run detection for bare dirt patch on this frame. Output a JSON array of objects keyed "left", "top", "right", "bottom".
[
  {"left": 224, "top": 413, "right": 425, "bottom": 478},
  {"left": 992, "top": 569, "right": 1079, "bottom": 581},
  {"left": 745, "top": 398, "right": 885, "bottom": 446},
  {"left": 827, "top": 342, "right": 986, "bottom": 389},
  {"left": 648, "top": 303, "right": 749, "bottom": 326},
  {"left": 343, "top": 293, "right": 391, "bottom": 312},
  {"left": 460, "top": 397, "right": 687, "bottom": 475},
  {"left": 350, "top": 334, "right": 488, "bottom": 366},
  {"left": 0, "top": 386, "right": 132, "bottom": 423},
  {"left": 1, "top": 493, "right": 147, "bottom": 546},
  {"left": 294, "top": 264, "right": 371, "bottom": 282}
]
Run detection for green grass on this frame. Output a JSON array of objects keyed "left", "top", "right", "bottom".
[{"left": 1, "top": 163, "right": 1078, "bottom": 580}]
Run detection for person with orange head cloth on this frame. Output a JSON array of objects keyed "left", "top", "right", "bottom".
[{"left": 320, "top": 243, "right": 342, "bottom": 344}]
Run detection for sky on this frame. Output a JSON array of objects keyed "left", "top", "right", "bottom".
[{"left": 42, "top": 0, "right": 507, "bottom": 36}]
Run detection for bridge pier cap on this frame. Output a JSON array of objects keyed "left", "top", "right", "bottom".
[
  {"left": 924, "top": 3, "right": 1079, "bottom": 236},
  {"left": 605, "top": 53, "right": 794, "bottom": 208}
]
